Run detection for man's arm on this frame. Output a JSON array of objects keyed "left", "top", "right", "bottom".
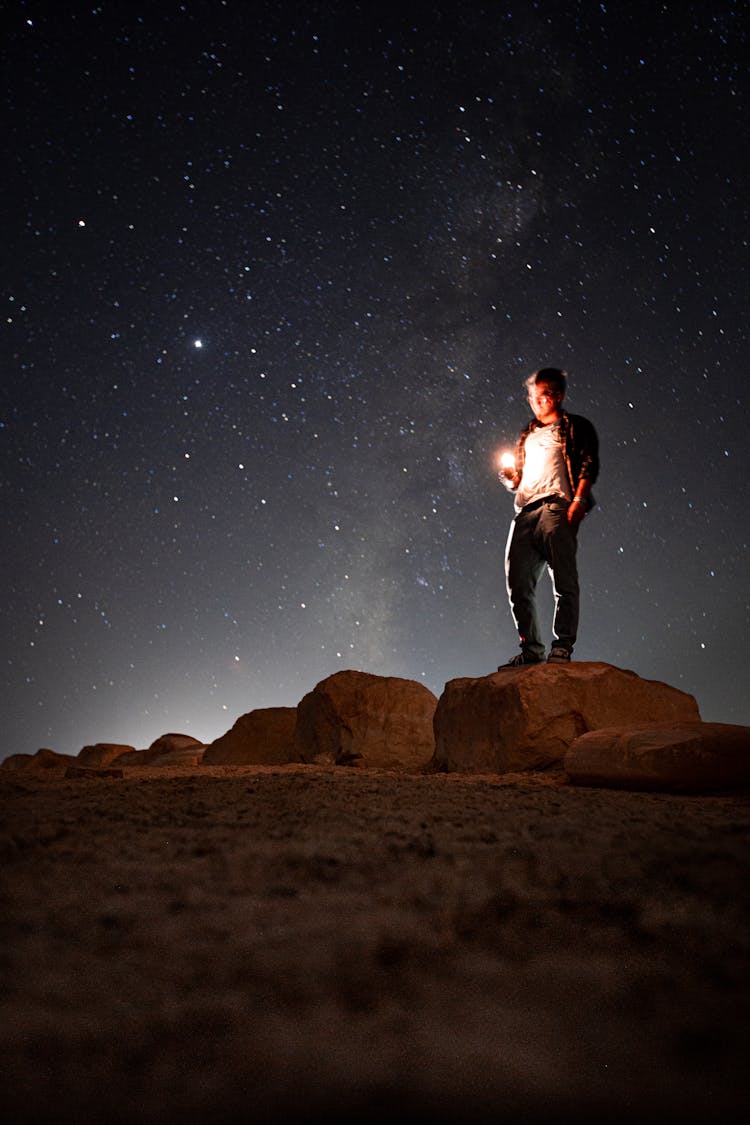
[
  {"left": 499, "top": 466, "right": 521, "bottom": 491},
  {"left": 499, "top": 431, "right": 526, "bottom": 492},
  {"left": 567, "top": 477, "right": 592, "bottom": 526}
]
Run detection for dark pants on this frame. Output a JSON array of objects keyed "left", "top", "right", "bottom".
[{"left": 504, "top": 498, "right": 579, "bottom": 659}]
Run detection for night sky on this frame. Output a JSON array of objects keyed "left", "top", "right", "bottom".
[{"left": 2, "top": 0, "right": 748, "bottom": 760}]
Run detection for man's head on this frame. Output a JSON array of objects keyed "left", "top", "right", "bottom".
[{"left": 525, "top": 367, "right": 566, "bottom": 424}]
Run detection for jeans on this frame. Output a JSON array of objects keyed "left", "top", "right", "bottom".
[{"left": 504, "top": 498, "right": 579, "bottom": 659}]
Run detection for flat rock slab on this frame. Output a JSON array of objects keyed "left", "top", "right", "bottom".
[
  {"left": 431, "top": 662, "right": 700, "bottom": 774},
  {"left": 565, "top": 721, "right": 750, "bottom": 791}
]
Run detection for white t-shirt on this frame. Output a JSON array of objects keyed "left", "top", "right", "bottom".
[{"left": 515, "top": 421, "right": 572, "bottom": 511}]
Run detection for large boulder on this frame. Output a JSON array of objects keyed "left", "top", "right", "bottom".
[
  {"left": 565, "top": 721, "right": 750, "bottom": 791},
  {"left": 295, "top": 670, "right": 437, "bottom": 771},
  {"left": 77, "top": 743, "right": 135, "bottom": 767},
  {"left": 203, "top": 707, "right": 298, "bottom": 766},
  {"left": 431, "top": 662, "right": 700, "bottom": 774}
]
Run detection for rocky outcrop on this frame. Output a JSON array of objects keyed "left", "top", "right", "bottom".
[
  {"left": 431, "top": 662, "right": 700, "bottom": 774},
  {"left": 203, "top": 707, "right": 298, "bottom": 766},
  {"left": 7, "top": 667, "right": 741, "bottom": 789},
  {"left": 1, "top": 748, "right": 75, "bottom": 772},
  {"left": 77, "top": 743, "right": 135, "bottom": 767},
  {"left": 295, "top": 670, "right": 437, "bottom": 771},
  {"left": 564, "top": 721, "right": 750, "bottom": 791}
]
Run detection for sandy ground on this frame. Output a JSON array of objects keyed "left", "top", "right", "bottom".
[{"left": 1, "top": 763, "right": 749, "bottom": 1124}]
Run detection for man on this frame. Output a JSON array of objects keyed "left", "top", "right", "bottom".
[{"left": 499, "top": 367, "right": 599, "bottom": 666}]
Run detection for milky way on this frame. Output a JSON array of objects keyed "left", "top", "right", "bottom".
[{"left": 2, "top": 0, "right": 747, "bottom": 758}]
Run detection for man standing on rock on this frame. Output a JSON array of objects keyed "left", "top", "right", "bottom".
[{"left": 498, "top": 367, "right": 599, "bottom": 667}]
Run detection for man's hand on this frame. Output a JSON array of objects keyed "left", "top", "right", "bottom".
[{"left": 567, "top": 500, "right": 586, "bottom": 527}]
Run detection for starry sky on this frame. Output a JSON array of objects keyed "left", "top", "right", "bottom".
[{"left": 2, "top": 0, "right": 748, "bottom": 760}]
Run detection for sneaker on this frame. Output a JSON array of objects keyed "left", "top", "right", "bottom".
[
  {"left": 498, "top": 653, "right": 544, "bottom": 669},
  {"left": 547, "top": 646, "right": 572, "bottom": 663}
]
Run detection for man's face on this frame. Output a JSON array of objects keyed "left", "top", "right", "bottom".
[{"left": 528, "top": 381, "right": 564, "bottom": 424}]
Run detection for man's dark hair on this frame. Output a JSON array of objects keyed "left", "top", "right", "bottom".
[{"left": 526, "top": 367, "right": 567, "bottom": 393}]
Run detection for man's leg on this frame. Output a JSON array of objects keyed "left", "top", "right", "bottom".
[
  {"left": 505, "top": 511, "right": 547, "bottom": 661},
  {"left": 540, "top": 503, "right": 579, "bottom": 654}
]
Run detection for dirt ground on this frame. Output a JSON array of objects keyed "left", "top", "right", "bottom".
[{"left": 1, "top": 764, "right": 748, "bottom": 1123}]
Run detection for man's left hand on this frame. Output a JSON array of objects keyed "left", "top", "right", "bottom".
[{"left": 567, "top": 501, "right": 586, "bottom": 527}]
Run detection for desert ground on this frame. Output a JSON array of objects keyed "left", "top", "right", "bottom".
[{"left": 1, "top": 763, "right": 748, "bottom": 1123}]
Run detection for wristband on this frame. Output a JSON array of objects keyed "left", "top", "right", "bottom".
[{"left": 571, "top": 498, "right": 585, "bottom": 504}]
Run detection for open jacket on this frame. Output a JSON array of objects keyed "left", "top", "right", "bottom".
[{"left": 513, "top": 410, "right": 600, "bottom": 511}]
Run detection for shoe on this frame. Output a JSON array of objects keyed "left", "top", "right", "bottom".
[
  {"left": 547, "top": 646, "right": 572, "bottom": 663},
  {"left": 498, "top": 653, "right": 544, "bottom": 669}
]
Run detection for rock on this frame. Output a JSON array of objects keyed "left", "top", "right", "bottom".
[
  {"left": 203, "top": 708, "right": 298, "bottom": 766},
  {"left": 148, "top": 746, "right": 207, "bottom": 767},
  {"left": 431, "top": 662, "right": 700, "bottom": 774},
  {"left": 110, "top": 735, "right": 206, "bottom": 767},
  {"left": 109, "top": 749, "right": 150, "bottom": 766},
  {"left": 77, "top": 743, "right": 135, "bottom": 767},
  {"left": 2, "top": 754, "right": 35, "bottom": 771},
  {"left": 144, "top": 733, "right": 204, "bottom": 761},
  {"left": 294, "top": 669, "right": 437, "bottom": 771},
  {"left": 564, "top": 721, "right": 750, "bottom": 791},
  {"left": 1, "top": 748, "right": 76, "bottom": 772}
]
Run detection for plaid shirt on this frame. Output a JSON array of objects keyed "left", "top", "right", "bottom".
[{"left": 513, "top": 410, "right": 599, "bottom": 511}]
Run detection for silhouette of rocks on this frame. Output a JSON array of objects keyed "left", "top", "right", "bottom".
[
  {"left": 2, "top": 748, "right": 75, "bottom": 772},
  {"left": 565, "top": 720, "right": 750, "bottom": 791},
  {"left": 295, "top": 669, "right": 437, "bottom": 770},
  {"left": 203, "top": 707, "right": 298, "bottom": 765},
  {"left": 77, "top": 743, "right": 135, "bottom": 767},
  {"left": 431, "top": 662, "right": 700, "bottom": 774}
]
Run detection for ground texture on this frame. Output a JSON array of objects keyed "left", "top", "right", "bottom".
[{"left": 1, "top": 765, "right": 748, "bottom": 1123}]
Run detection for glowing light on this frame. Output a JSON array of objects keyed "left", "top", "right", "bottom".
[
  {"left": 193, "top": 338, "right": 203, "bottom": 348},
  {"left": 498, "top": 451, "right": 516, "bottom": 470}
]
